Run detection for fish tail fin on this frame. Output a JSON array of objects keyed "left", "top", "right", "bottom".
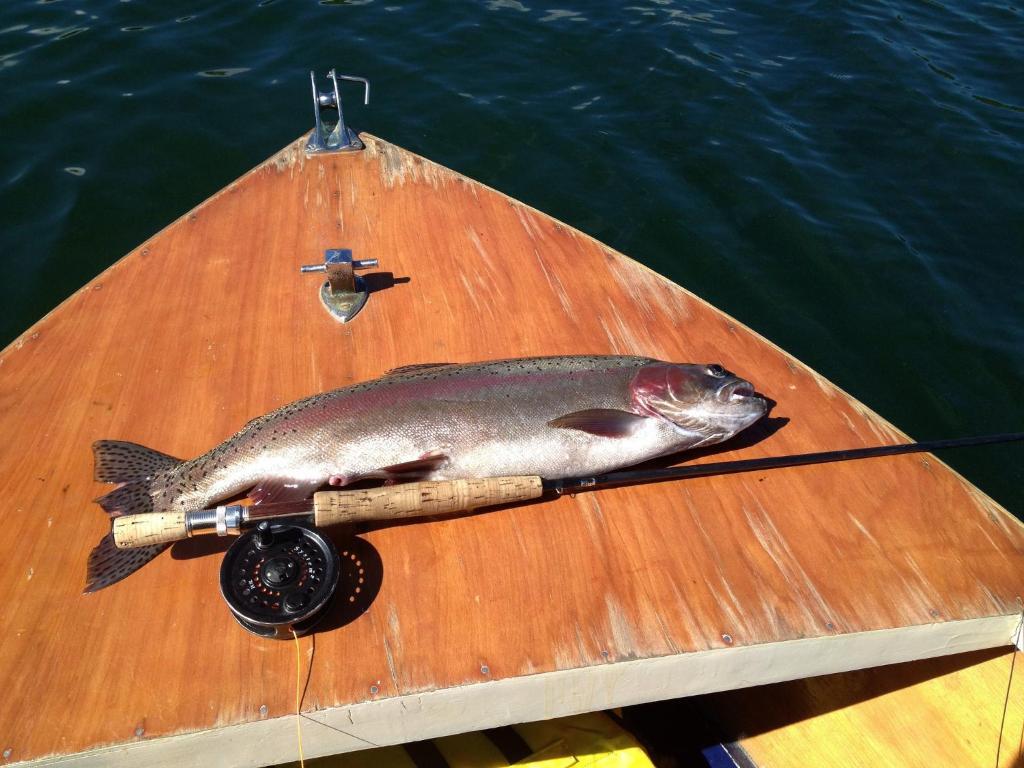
[
  {"left": 92, "top": 439, "right": 182, "bottom": 486},
  {"left": 93, "top": 481, "right": 156, "bottom": 518},
  {"left": 87, "top": 440, "right": 182, "bottom": 591},
  {"left": 92, "top": 439, "right": 183, "bottom": 518},
  {"left": 85, "top": 534, "right": 167, "bottom": 593}
]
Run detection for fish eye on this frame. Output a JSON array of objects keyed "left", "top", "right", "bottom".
[{"left": 706, "top": 364, "right": 726, "bottom": 378}]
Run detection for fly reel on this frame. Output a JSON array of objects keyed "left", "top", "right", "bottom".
[{"left": 220, "top": 521, "right": 340, "bottom": 639}]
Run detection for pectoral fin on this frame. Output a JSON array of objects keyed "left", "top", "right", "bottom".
[
  {"left": 547, "top": 409, "right": 650, "bottom": 438},
  {"left": 360, "top": 451, "right": 450, "bottom": 483}
]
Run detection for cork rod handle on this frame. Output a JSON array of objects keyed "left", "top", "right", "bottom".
[
  {"left": 313, "top": 476, "right": 545, "bottom": 527},
  {"left": 113, "top": 511, "right": 189, "bottom": 548},
  {"left": 110, "top": 476, "right": 547, "bottom": 549}
]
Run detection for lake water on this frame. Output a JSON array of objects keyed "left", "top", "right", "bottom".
[{"left": 1, "top": 0, "right": 1021, "bottom": 515}]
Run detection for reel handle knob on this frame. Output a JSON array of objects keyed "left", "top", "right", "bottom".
[{"left": 255, "top": 521, "right": 273, "bottom": 550}]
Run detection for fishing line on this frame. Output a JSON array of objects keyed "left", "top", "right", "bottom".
[
  {"left": 292, "top": 629, "right": 306, "bottom": 768},
  {"left": 995, "top": 609, "right": 1024, "bottom": 768},
  {"left": 285, "top": 632, "right": 384, "bottom": 752},
  {"left": 996, "top": 650, "right": 1016, "bottom": 768},
  {"left": 1018, "top": 693, "right": 1024, "bottom": 768},
  {"left": 1017, "top": 611, "right": 1024, "bottom": 766}
]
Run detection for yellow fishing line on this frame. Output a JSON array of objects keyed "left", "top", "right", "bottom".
[
  {"left": 293, "top": 629, "right": 306, "bottom": 768},
  {"left": 997, "top": 610, "right": 1024, "bottom": 768}
]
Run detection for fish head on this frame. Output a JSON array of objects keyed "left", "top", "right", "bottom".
[{"left": 631, "top": 363, "right": 767, "bottom": 445}]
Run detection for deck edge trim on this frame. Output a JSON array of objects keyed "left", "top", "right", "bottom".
[{"left": 20, "top": 613, "right": 1020, "bottom": 767}]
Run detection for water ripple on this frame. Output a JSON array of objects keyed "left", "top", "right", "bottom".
[{"left": 0, "top": 0, "right": 1021, "bottom": 513}]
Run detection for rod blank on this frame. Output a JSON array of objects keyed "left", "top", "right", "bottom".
[{"left": 109, "top": 432, "right": 1024, "bottom": 549}]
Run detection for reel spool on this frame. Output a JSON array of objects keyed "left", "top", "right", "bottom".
[{"left": 220, "top": 521, "right": 340, "bottom": 639}]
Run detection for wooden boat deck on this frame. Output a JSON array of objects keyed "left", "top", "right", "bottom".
[{"left": 0, "top": 134, "right": 1021, "bottom": 766}]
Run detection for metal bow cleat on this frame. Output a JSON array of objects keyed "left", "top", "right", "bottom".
[{"left": 300, "top": 248, "right": 379, "bottom": 323}]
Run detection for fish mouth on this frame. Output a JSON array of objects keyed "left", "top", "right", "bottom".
[{"left": 719, "top": 379, "right": 757, "bottom": 403}]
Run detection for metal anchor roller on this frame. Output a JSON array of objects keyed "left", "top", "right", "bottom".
[{"left": 306, "top": 69, "right": 370, "bottom": 154}]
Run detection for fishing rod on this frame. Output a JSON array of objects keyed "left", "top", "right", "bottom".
[{"left": 112, "top": 431, "right": 1024, "bottom": 550}]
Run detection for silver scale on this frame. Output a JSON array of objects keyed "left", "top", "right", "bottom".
[{"left": 299, "top": 70, "right": 378, "bottom": 324}]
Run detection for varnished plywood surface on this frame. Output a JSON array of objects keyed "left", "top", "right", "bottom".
[
  {"left": 0, "top": 134, "right": 1021, "bottom": 765},
  {"left": 704, "top": 647, "right": 1024, "bottom": 768}
]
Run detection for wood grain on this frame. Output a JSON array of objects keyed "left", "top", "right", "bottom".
[{"left": 0, "top": 134, "right": 1021, "bottom": 764}]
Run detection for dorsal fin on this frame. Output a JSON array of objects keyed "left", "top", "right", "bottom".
[{"left": 384, "top": 363, "right": 455, "bottom": 377}]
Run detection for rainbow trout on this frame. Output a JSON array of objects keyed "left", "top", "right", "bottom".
[{"left": 88, "top": 356, "right": 767, "bottom": 591}]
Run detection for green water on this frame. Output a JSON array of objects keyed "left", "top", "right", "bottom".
[{"left": 1, "top": 1, "right": 1022, "bottom": 515}]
